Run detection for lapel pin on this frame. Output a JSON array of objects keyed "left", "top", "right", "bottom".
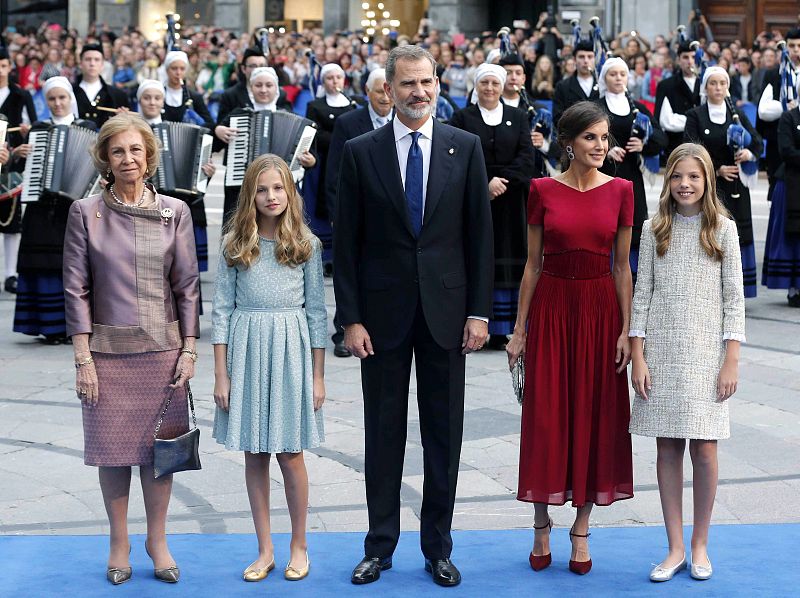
[
  {"left": 96, "top": 211, "right": 101, "bottom": 218},
  {"left": 328, "top": 114, "right": 334, "bottom": 119},
  {"left": 796, "top": 125, "right": 800, "bottom": 130},
  {"left": 448, "top": 148, "right": 454, "bottom": 154},
  {"left": 506, "top": 120, "right": 512, "bottom": 126},
  {"left": 160, "top": 207, "right": 174, "bottom": 226},
  {"left": 704, "top": 129, "right": 710, "bottom": 135}
]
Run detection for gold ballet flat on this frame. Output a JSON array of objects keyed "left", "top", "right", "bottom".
[
  {"left": 106, "top": 566, "right": 132, "bottom": 585},
  {"left": 284, "top": 552, "right": 310, "bottom": 581},
  {"left": 243, "top": 558, "right": 275, "bottom": 582}
]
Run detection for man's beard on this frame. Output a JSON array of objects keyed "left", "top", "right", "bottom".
[{"left": 396, "top": 95, "right": 434, "bottom": 120}]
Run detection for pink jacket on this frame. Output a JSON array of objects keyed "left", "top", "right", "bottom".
[{"left": 63, "top": 192, "right": 200, "bottom": 353}]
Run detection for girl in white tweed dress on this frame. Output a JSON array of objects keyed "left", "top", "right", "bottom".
[{"left": 629, "top": 144, "right": 745, "bottom": 583}]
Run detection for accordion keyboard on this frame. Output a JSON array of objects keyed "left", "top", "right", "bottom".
[
  {"left": 21, "top": 129, "right": 49, "bottom": 203},
  {"left": 225, "top": 115, "right": 251, "bottom": 187}
]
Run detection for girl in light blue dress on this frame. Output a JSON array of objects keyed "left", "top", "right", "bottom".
[{"left": 212, "top": 154, "right": 326, "bottom": 583}]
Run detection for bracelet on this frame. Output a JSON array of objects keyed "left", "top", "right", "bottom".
[
  {"left": 75, "top": 356, "right": 94, "bottom": 368},
  {"left": 180, "top": 348, "right": 198, "bottom": 362}
]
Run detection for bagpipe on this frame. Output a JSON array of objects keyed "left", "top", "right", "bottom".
[
  {"left": 624, "top": 84, "right": 660, "bottom": 178},
  {"left": 498, "top": 27, "right": 552, "bottom": 138},
  {"left": 165, "top": 14, "right": 178, "bottom": 53},
  {"left": 777, "top": 40, "right": 799, "bottom": 110},
  {"left": 724, "top": 93, "right": 758, "bottom": 180},
  {"left": 305, "top": 49, "right": 321, "bottom": 97},
  {"left": 689, "top": 40, "right": 708, "bottom": 80},
  {"left": 589, "top": 17, "right": 609, "bottom": 92}
]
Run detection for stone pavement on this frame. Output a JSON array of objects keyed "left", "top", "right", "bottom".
[{"left": 1, "top": 167, "right": 799, "bottom": 545}]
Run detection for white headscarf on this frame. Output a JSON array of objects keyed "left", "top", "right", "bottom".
[
  {"left": 598, "top": 57, "right": 628, "bottom": 98},
  {"left": 163, "top": 51, "right": 189, "bottom": 70},
  {"left": 470, "top": 63, "right": 507, "bottom": 105},
  {"left": 700, "top": 66, "right": 730, "bottom": 104},
  {"left": 485, "top": 49, "right": 502, "bottom": 64},
  {"left": 43, "top": 76, "right": 78, "bottom": 118},
  {"left": 136, "top": 79, "right": 165, "bottom": 103},
  {"left": 249, "top": 67, "right": 279, "bottom": 87},
  {"left": 318, "top": 63, "right": 345, "bottom": 98}
]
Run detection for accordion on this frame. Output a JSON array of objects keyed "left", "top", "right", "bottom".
[
  {"left": 224, "top": 108, "right": 317, "bottom": 187},
  {"left": 21, "top": 123, "right": 102, "bottom": 203},
  {"left": 151, "top": 122, "right": 214, "bottom": 203}
]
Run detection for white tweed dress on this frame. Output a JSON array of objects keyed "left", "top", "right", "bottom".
[{"left": 628, "top": 214, "right": 746, "bottom": 440}]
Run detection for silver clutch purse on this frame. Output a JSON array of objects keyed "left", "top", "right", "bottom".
[{"left": 511, "top": 355, "right": 524, "bottom": 405}]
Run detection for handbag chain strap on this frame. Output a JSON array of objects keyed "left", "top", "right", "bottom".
[{"left": 154, "top": 383, "right": 197, "bottom": 440}]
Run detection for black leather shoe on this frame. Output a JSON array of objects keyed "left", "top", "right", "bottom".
[
  {"left": 4, "top": 276, "right": 17, "bottom": 294},
  {"left": 334, "top": 340, "right": 352, "bottom": 357},
  {"left": 424, "top": 558, "right": 461, "bottom": 587},
  {"left": 351, "top": 556, "right": 392, "bottom": 584},
  {"left": 788, "top": 294, "right": 800, "bottom": 308}
]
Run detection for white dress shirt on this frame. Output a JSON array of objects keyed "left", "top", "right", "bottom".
[
  {"left": 577, "top": 75, "right": 594, "bottom": 97},
  {"left": 478, "top": 102, "right": 503, "bottom": 126},
  {"left": 502, "top": 94, "right": 520, "bottom": 108},
  {"left": 605, "top": 91, "right": 630, "bottom": 116},
  {"left": 707, "top": 101, "right": 727, "bottom": 125},
  {"left": 52, "top": 114, "right": 75, "bottom": 126},
  {"left": 165, "top": 85, "right": 183, "bottom": 107},
  {"left": 79, "top": 79, "right": 102, "bottom": 101},
  {"left": 326, "top": 92, "right": 351, "bottom": 108},
  {"left": 145, "top": 115, "right": 162, "bottom": 125},
  {"left": 393, "top": 114, "right": 433, "bottom": 211}
]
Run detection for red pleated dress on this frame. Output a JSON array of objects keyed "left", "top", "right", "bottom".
[{"left": 517, "top": 177, "right": 634, "bottom": 507}]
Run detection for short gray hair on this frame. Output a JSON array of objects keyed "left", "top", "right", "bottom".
[
  {"left": 365, "top": 67, "right": 387, "bottom": 91},
  {"left": 385, "top": 46, "right": 437, "bottom": 84}
]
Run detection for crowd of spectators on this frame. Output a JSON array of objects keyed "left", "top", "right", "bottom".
[{"left": 1, "top": 9, "right": 797, "bottom": 112}]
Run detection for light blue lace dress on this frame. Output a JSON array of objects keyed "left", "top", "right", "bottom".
[{"left": 211, "top": 237, "right": 326, "bottom": 453}]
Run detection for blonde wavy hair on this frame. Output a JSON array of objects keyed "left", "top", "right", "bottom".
[
  {"left": 222, "top": 154, "right": 314, "bottom": 269},
  {"left": 652, "top": 143, "right": 729, "bottom": 261}
]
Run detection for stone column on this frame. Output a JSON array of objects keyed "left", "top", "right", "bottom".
[
  {"left": 68, "top": 0, "right": 91, "bottom": 36},
  {"left": 214, "top": 0, "right": 248, "bottom": 32},
  {"left": 324, "top": 0, "right": 350, "bottom": 34}
]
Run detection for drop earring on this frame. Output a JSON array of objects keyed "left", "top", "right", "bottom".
[{"left": 566, "top": 145, "right": 575, "bottom": 161}]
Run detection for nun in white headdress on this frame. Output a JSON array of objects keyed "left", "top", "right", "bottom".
[
  {"left": 684, "top": 65, "right": 763, "bottom": 298},
  {"left": 160, "top": 50, "right": 216, "bottom": 129},
  {"left": 304, "top": 62, "right": 357, "bottom": 256},
  {"left": 12, "top": 76, "right": 97, "bottom": 341},
  {"left": 596, "top": 56, "right": 666, "bottom": 278},
  {"left": 449, "top": 62, "right": 537, "bottom": 348}
]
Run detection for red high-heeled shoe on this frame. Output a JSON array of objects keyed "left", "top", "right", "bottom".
[
  {"left": 528, "top": 518, "right": 553, "bottom": 571},
  {"left": 568, "top": 527, "right": 592, "bottom": 575}
]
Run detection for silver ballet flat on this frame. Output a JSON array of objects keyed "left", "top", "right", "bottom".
[
  {"left": 690, "top": 557, "right": 713, "bottom": 580},
  {"left": 649, "top": 555, "right": 687, "bottom": 582}
]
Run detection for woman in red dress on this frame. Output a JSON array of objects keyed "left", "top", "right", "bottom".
[{"left": 506, "top": 101, "right": 634, "bottom": 575}]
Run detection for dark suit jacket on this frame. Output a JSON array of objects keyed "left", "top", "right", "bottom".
[
  {"left": 72, "top": 77, "right": 130, "bottom": 128},
  {"left": 553, "top": 75, "right": 599, "bottom": 127},
  {"left": 333, "top": 119, "right": 494, "bottom": 351},
  {"left": 0, "top": 82, "right": 37, "bottom": 167},
  {"left": 654, "top": 73, "right": 701, "bottom": 156},
  {"left": 324, "top": 106, "right": 379, "bottom": 219}
]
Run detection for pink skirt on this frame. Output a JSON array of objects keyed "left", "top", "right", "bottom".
[{"left": 82, "top": 349, "right": 189, "bottom": 467}]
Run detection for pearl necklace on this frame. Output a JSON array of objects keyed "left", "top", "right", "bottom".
[{"left": 109, "top": 184, "right": 147, "bottom": 208}]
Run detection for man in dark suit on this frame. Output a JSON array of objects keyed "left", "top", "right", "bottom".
[
  {"left": 325, "top": 67, "right": 394, "bottom": 358},
  {"left": 214, "top": 47, "right": 294, "bottom": 223},
  {"left": 654, "top": 41, "right": 701, "bottom": 160},
  {"left": 552, "top": 39, "right": 598, "bottom": 126},
  {"left": 72, "top": 44, "right": 129, "bottom": 128},
  {"left": 334, "top": 46, "right": 493, "bottom": 588}
]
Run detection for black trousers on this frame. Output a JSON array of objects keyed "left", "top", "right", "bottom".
[{"left": 361, "top": 303, "right": 466, "bottom": 560}]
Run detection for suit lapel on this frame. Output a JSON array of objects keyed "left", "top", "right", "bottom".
[
  {"left": 358, "top": 109, "right": 373, "bottom": 136},
  {"left": 370, "top": 124, "right": 415, "bottom": 237},
  {"left": 424, "top": 120, "right": 455, "bottom": 227}
]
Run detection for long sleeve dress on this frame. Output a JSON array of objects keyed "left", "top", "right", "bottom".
[
  {"left": 685, "top": 102, "right": 762, "bottom": 297},
  {"left": 629, "top": 215, "right": 746, "bottom": 439},
  {"left": 597, "top": 93, "right": 667, "bottom": 278},
  {"left": 449, "top": 103, "right": 536, "bottom": 335},
  {"left": 212, "top": 238, "right": 327, "bottom": 453}
]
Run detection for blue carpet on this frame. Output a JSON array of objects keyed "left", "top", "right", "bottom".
[{"left": 0, "top": 525, "right": 794, "bottom": 596}]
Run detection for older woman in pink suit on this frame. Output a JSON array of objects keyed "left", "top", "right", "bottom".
[{"left": 63, "top": 113, "right": 200, "bottom": 585}]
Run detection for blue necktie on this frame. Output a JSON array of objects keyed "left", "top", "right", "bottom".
[{"left": 405, "top": 131, "right": 423, "bottom": 236}]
